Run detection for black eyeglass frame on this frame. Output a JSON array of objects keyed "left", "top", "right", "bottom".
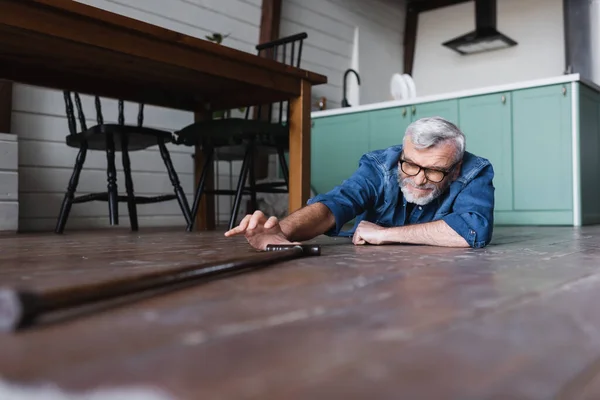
[{"left": 398, "top": 152, "right": 460, "bottom": 183}]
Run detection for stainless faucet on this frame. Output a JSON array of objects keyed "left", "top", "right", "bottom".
[{"left": 342, "top": 68, "right": 361, "bottom": 107}]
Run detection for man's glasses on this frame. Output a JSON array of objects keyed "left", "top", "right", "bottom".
[{"left": 398, "top": 154, "right": 457, "bottom": 183}]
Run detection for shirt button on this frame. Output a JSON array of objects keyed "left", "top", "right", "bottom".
[{"left": 418, "top": 206, "right": 422, "bottom": 210}]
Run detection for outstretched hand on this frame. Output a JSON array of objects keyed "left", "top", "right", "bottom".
[{"left": 224, "top": 210, "right": 299, "bottom": 250}]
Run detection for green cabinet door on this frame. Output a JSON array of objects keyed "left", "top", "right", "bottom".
[
  {"left": 512, "top": 84, "right": 572, "bottom": 211},
  {"left": 578, "top": 84, "right": 600, "bottom": 224},
  {"left": 368, "top": 99, "right": 459, "bottom": 154},
  {"left": 411, "top": 99, "right": 459, "bottom": 124},
  {"left": 368, "top": 106, "right": 412, "bottom": 152},
  {"left": 311, "top": 113, "right": 370, "bottom": 195},
  {"left": 458, "top": 92, "right": 513, "bottom": 211}
]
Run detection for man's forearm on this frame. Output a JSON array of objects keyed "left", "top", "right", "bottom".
[
  {"left": 382, "top": 220, "right": 470, "bottom": 248},
  {"left": 280, "top": 202, "right": 336, "bottom": 242}
]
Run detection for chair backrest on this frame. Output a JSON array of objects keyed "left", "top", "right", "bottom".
[
  {"left": 63, "top": 91, "right": 145, "bottom": 134},
  {"left": 246, "top": 32, "right": 307, "bottom": 124}
]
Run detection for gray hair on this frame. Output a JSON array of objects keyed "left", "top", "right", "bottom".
[{"left": 403, "top": 116, "right": 465, "bottom": 163}]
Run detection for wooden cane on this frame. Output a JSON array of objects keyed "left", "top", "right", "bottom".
[{"left": 0, "top": 244, "right": 320, "bottom": 333}]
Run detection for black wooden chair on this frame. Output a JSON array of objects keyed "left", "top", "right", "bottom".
[
  {"left": 55, "top": 92, "right": 193, "bottom": 233},
  {"left": 174, "top": 32, "right": 307, "bottom": 231}
]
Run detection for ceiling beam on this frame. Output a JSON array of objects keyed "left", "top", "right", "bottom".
[
  {"left": 403, "top": 6, "right": 418, "bottom": 76},
  {"left": 255, "top": 0, "right": 282, "bottom": 179},
  {"left": 259, "top": 0, "right": 281, "bottom": 46}
]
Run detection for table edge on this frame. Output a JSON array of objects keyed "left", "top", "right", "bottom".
[{"left": 20, "top": 0, "right": 327, "bottom": 86}]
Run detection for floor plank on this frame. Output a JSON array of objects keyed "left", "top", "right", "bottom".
[{"left": 1, "top": 226, "right": 600, "bottom": 399}]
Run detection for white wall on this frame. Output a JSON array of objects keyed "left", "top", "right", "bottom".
[
  {"left": 280, "top": 0, "right": 405, "bottom": 108},
  {"left": 412, "top": 0, "right": 565, "bottom": 97},
  {"left": 592, "top": 0, "right": 600, "bottom": 84},
  {"left": 0, "top": 133, "right": 18, "bottom": 232},
  {"left": 13, "top": 0, "right": 262, "bottom": 231}
]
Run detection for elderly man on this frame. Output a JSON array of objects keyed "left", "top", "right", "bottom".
[{"left": 225, "top": 116, "right": 495, "bottom": 250}]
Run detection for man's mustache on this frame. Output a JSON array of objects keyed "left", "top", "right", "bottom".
[{"left": 402, "top": 177, "right": 436, "bottom": 190}]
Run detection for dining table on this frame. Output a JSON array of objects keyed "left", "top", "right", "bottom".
[{"left": 0, "top": 0, "right": 327, "bottom": 229}]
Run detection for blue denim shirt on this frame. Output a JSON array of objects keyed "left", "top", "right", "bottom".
[{"left": 306, "top": 144, "right": 495, "bottom": 248}]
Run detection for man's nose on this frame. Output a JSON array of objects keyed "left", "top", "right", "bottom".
[{"left": 414, "top": 169, "right": 428, "bottom": 186}]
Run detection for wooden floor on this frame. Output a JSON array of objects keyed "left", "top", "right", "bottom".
[{"left": 1, "top": 226, "right": 600, "bottom": 399}]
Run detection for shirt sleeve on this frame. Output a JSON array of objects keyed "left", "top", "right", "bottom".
[
  {"left": 442, "top": 163, "right": 495, "bottom": 248},
  {"left": 307, "top": 154, "right": 382, "bottom": 236}
]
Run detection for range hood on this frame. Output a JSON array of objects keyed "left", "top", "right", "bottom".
[{"left": 442, "top": 0, "right": 517, "bottom": 55}]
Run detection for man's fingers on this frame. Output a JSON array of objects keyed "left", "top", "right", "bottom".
[
  {"left": 224, "top": 214, "right": 251, "bottom": 236},
  {"left": 352, "top": 230, "right": 363, "bottom": 245},
  {"left": 352, "top": 228, "right": 366, "bottom": 245},
  {"left": 225, "top": 211, "right": 279, "bottom": 237},
  {"left": 264, "top": 216, "right": 278, "bottom": 229},
  {"left": 247, "top": 210, "right": 266, "bottom": 230},
  {"left": 238, "top": 214, "right": 252, "bottom": 231}
]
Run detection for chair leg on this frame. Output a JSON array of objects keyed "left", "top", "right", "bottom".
[
  {"left": 188, "top": 145, "right": 214, "bottom": 232},
  {"left": 248, "top": 144, "right": 258, "bottom": 213},
  {"left": 105, "top": 132, "right": 119, "bottom": 225},
  {"left": 228, "top": 145, "right": 252, "bottom": 231},
  {"left": 55, "top": 142, "right": 88, "bottom": 234},
  {"left": 121, "top": 133, "right": 138, "bottom": 231},
  {"left": 277, "top": 146, "right": 290, "bottom": 189},
  {"left": 158, "top": 139, "right": 192, "bottom": 228}
]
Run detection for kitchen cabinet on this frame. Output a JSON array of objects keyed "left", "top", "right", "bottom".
[
  {"left": 310, "top": 112, "right": 369, "bottom": 195},
  {"left": 411, "top": 99, "right": 459, "bottom": 125},
  {"left": 512, "top": 84, "right": 573, "bottom": 214},
  {"left": 458, "top": 92, "right": 513, "bottom": 212},
  {"left": 309, "top": 98, "right": 459, "bottom": 194},
  {"left": 367, "top": 106, "right": 411, "bottom": 152},
  {"left": 309, "top": 75, "right": 600, "bottom": 226},
  {"left": 367, "top": 99, "right": 458, "bottom": 152},
  {"left": 578, "top": 85, "right": 600, "bottom": 225},
  {"left": 457, "top": 84, "right": 574, "bottom": 225}
]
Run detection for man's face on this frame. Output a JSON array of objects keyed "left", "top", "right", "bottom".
[{"left": 397, "top": 138, "right": 461, "bottom": 206}]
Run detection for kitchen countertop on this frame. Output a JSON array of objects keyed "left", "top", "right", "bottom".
[{"left": 311, "top": 73, "right": 600, "bottom": 118}]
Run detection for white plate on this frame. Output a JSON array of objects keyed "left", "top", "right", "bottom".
[
  {"left": 390, "top": 73, "right": 408, "bottom": 100},
  {"left": 402, "top": 74, "right": 416, "bottom": 98}
]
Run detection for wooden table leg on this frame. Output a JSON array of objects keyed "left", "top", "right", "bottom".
[
  {"left": 193, "top": 110, "right": 215, "bottom": 230},
  {"left": 288, "top": 79, "right": 311, "bottom": 213}
]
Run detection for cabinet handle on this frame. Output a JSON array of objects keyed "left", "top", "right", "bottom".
[
  {"left": 562, "top": 86, "right": 567, "bottom": 96},
  {"left": 402, "top": 108, "right": 407, "bottom": 117},
  {"left": 501, "top": 95, "right": 506, "bottom": 104},
  {"left": 311, "top": 121, "right": 315, "bottom": 128},
  {"left": 412, "top": 106, "right": 416, "bottom": 115}
]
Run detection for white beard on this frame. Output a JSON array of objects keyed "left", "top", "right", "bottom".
[{"left": 397, "top": 169, "right": 446, "bottom": 206}]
